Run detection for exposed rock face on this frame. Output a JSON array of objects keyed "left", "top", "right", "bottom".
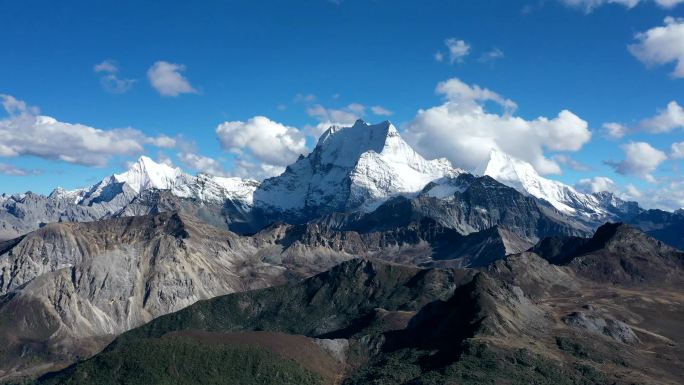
[{"left": 563, "top": 311, "right": 639, "bottom": 345}]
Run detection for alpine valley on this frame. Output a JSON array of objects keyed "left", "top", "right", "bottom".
[{"left": 1, "top": 121, "right": 683, "bottom": 384}]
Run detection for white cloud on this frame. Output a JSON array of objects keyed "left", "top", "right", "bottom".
[
  {"left": 0, "top": 95, "right": 169, "bottom": 167},
  {"left": 602, "top": 101, "right": 684, "bottom": 137},
  {"left": 640, "top": 101, "right": 684, "bottom": 133},
  {"left": 294, "top": 93, "right": 316, "bottom": 103},
  {"left": 671, "top": 141, "right": 684, "bottom": 158},
  {"left": 575, "top": 176, "right": 618, "bottom": 193},
  {"left": 147, "top": 61, "right": 198, "bottom": 96},
  {"left": 146, "top": 135, "right": 177, "bottom": 148},
  {"left": 435, "top": 78, "right": 518, "bottom": 113},
  {"left": 307, "top": 104, "right": 361, "bottom": 125},
  {"left": 405, "top": 78, "right": 591, "bottom": 174},
  {"left": 554, "top": 154, "right": 590, "bottom": 171},
  {"left": 478, "top": 48, "right": 504, "bottom": 62},
  {"left": 656, "top": 0, "right": 684, "bottom": 7},
  {"left": 0, "top": 94, "right": 38, "bottom": 115},
  {"left": 607, "top": 141, "right": 667, "bottom": 182},
  {"left": 231, "top": 158, "right": 285, "bottom": 179},
  {"left": 560, "top": 0, "right": 683, "bottom": 12},
  {"left": 305, "top": 103, "right": 365, "bottom": 137},
  {"left": 434, "top": 51, "right": 444, "bottom": 62},
  {"left": 371, "top": 105, "right": 393, "bottom": 116},
  {"left": 602, "top": 122, "right": 627, "bottom": 139},
  {"left": 93, "top": 60, "right": 118, "bottom": 73},
  {"left": 93, "top": 60, "right": 135, "bottom": 94},
  {"left": 178, "top": 152, "right": 229, "bottom": 177},
  {"left": 444, "top": 38, "right": 471, "bottom": 63},
  {"left": 626, "top": 179, "right": 684, "bottom": 210},
  {"left": 0, "top": 163, "right": 41, "bottom": 176},
  {"left": 629, "top": 17, "right": 684, "bottom": 78},
  {"left": 216, "top": 116, "right": 307, "bottom": 170}
]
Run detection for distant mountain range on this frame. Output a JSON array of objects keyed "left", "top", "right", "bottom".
[
  {"left": 1, "top": 119, "right": 680, "bottom": 247},
  {"left": 1, "top": 120, "right": 683, "bottom": 383}
]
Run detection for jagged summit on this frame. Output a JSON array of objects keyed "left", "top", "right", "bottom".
[
  {"left": 113, "top": 156, "right": 186, "bottom": 194},
  {"left": 254, "top": 120, "right": 460, "bottom": 216}
]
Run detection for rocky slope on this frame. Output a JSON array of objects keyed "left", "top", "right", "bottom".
[
  {"left": 0, "top": 212, "right": 311, "bottom": 379},
  {"left": 39, "top": 255, "right": 684, "bottom": 385},
  {"left": 624, "top": 208, "right": 684, "bottom": 250},
  {"left": 0, "top": 209, "right": 554, "bottom": 380},
  {"left": 533, "top": 222, "right": 684, "bottom": 285},
  {"left": 316, "top": 173, "right": 592, "bottom": 245}
]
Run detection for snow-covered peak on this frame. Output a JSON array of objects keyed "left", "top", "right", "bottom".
[
  {"left": 255, "top": 120, "right": 461, "bottom": 213},
  {"left": 77, "top": 156, "right": 258, "bottom": 210},
  {"left": 480, "top": 149, "right": 610, "bottom": 219},
  {"left": 172, "top": 174, "right": 259, "bottom": 205},
  {"left": 113, "top": 156, "right": 186, "bottom": 194},
  {"left": 315, "top": 119, "right": 393, "bottom": 167},
  {"left": 49, "top": 187, "right": 87, "bottom": 204}
]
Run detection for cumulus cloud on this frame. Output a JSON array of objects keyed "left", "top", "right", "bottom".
[
  {"left": 671, "top": 141, "right": 684, "bottom": 158},
  {"left": 0, "top": 163, "right": 41, "bottom": 176},
  {"left": 624, "top": 179, "right": 684, "bottom": 210},
  {"left": 371, "top": 105, "right": 393, "bottom": 116},
  {"left": 575, "top": 176, "right": 619, "bottom": 193},
  {"left": 178, "top": 152, "right": 229, "bottom": 177},
  {"left": 231, "top": 159, "right": 285, "bottom": 179},
  {"left": 147, "top": 61, "right": 198, "bottom": 96},
  {"left": 146, "top": 135, "right": 177, "bottom": 148},
  {"left": 444, "top": 38, "right": 471, "bottom": 63},
  {"left": 216, "top": 116, "right": 307, "bottom": 174},
  {"left": 405, "top": 78, "right": 591, "bottom": 174},
  {"left": 603, "top": 101, "right": 684, "bottom": 138},
  {"left": 94, "top": 60, "right": 135, "bottom": 94},
  {"left": 602, "top": 122, "right": 628, "bottom": 139},
  {"left": 640, "top": 101, "right": 684, "bottom": 132},
  {"left": 1, "top": 94, "right": 38, "bottom": 115},
  {"left": 0, "top": 94, "right": 171, "bottom": 167},
  {"left": 629, "top": 17, "right": 684, "bottom": 78},
  {"left": 305, "top": 103, "right": 366, "bottom": 137},
  {"left": 606, "top": 141, "right": 667, "bottom": 182},
  {"left": 478, "top": 48, "right": 505, "bottom": 63},
  {"left": 561, "top": 0, "right": 683, "bottom": 12},
  {"left": 554, "top": 154, "right": 590, "bottom": 171}
]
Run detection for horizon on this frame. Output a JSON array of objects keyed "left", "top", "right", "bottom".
[{"left": 2, "top": 0, "right": 683, "bottom": 211}]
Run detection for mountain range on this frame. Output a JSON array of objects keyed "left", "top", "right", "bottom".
[
  {"left": 0, "top": 119, "right": 682, "bottom": 383},
  {"left": 1, "top": 120, "right": 675, "bottom": 243}
]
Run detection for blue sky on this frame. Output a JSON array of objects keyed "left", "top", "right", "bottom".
[{"left": 1, "top": 0, "right": 683, "bottom": 209}]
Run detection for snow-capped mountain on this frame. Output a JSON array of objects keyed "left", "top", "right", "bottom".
[
  {"left": 478, "top": 149, "right": 634, "bottom": 223},
  {"left": 0, "top": 156, "right": 260, "bottom": 240},
  {"left": 253, "top": 120, "right": 461, "bottom": 216},
  {"left": 67, "top": 156, "right": 258, "bottom": 208}
]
